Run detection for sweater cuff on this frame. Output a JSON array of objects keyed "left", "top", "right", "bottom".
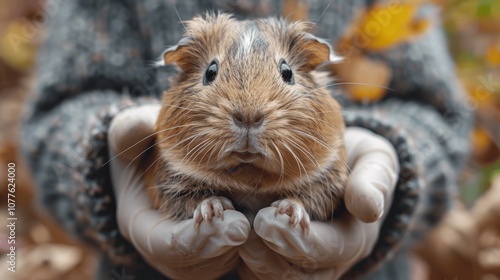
[
  {"left": 341, "top": 109, "right": 421, "bottom": 278},
  {"left": 77, "top": 96, "right": 160, "bottom": 267}
]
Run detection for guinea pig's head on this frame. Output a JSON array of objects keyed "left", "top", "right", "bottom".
[{"left": 156, "top": 13, "right": 345, "bottom": 189}]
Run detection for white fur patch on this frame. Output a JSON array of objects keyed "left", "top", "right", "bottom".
[{"left": 240, "top": 29, "right": 257, "bottom": 55}]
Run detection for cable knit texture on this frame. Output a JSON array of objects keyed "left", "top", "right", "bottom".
[{"left": 20, "top": 0, "right": 472, "bottom": 279}]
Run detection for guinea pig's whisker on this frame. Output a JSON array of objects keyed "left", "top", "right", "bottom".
[
  {"left": 254, "top": 171, "right": 265, "bottom": 192},
  {"left": 162, "top": 103, "right": 198, "bottom": 113},
  {"left": 294, "top": 130, "right": 351, "bottom": 166},
  {"left": 155, "top": 124, "right": 195, "bottom": 134},
  {"left": 196, "top": 138, "right": 217, "bottom": 161},
  {"left": 325, "top": 82, "right": 395, "bottom": 92},
  {"left": 156, "top": 131, "right": 210, "bottom": 166},
  {"left": 138, "top": 154, "right": 164, "bottom": 183},
  {"left": 172, "top": 131, "right": 213, "bottom": 166},
  {"left": 102, "top": 123, "right": 194, "bottom": 167},
  {"left": 198, "top": 139, "right": 218, "bottom": 170},
  {"left": 199, "top": 138, "right": 223, "bottom": 162},
  {"left": 276, "top": 94, "right": 304, "bottom": 111},
  {"left": 205, "top": 141, "right": 223, "bottom": 170},
  {"left": 217, "top": 142, "right": 229, "bottom": 161},
  {"left": 271, "top": 142, "right": 285, "bottom": 186},
  {"left": 292, "top": 129, "right": 326, "bottom": 144},
  {"left": 182, "top": 131, "right": 208, "bottom": 151},
  {"left": 286, "top": 137, "right": 321, "bottom": 196},
  {"left": 292, "top": 129, "right": 352, "bottom": 173},
  {"left": 183, "top": 137, "right": 214, "bottom": 166},
  {"left": 120, "top": 129, "right": 192, "bottom": 178},
  {"left": 332, "top": 152, "right": 351, "bottom": 175},
  {"left": 236, "top": 171, "right": 264, "bottom": 207},
  {"left": 306, "top": 84, "right": 339, "bottom": 93},
  {"left": 290, "top": 114, "right": 343, "bottom": 130},
  {"left": 316, "top": 109, "right": 349, "bottom": 115},
  {"left": 314, "top": 0, "right": 334, "bottom": 22},
  {"left": 184, "top": 135, "right": 213, "bottom": 159},
  {"left": 252, "top": 171, "right": 265, "bottom": 196},
  {"left": 302, "top": 83, "right": 341, "bottom": 94},
  {"left": 122, "top": 135, "right": 200, "bottom": 189},
  {"left": 128, "top": 151, "right": 169, "bottom": 199},
  {"left": 283, "top": 142, "right": 309, "bottom": 185},
  {"left": 173, "top": 5, "right": 187, "bottom": 30},
  {"left": 285, "top": 137, "right": 320, "bottom": 170}
]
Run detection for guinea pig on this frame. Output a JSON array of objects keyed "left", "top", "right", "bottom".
[{"left": 147, "top": 13, "right": 348, "bottom": 233}]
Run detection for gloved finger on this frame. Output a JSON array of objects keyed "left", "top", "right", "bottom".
[
  {"left": 107, "top": 103, "right": 161, "bottom": 207},
  {"left": 254, "top": 207, "right": 380, "bottom": 268},
  {"left": 239, "top": 231, "right": 340, "bottom": 280},
  {"left": 108, "top": 104, "right": 160, "bottom": 162},
  {"left": 153, "top": 245, "right": 241, "bottom": 280},
  {"left": 144, "top": 210, "right": 250, "bottom": 260},
  {"left": 129, "top": 208, "right": 249, "bottom": 279},
  {"left": 109, "top": 138, "right": 154, "bottom": 209},
  {"left": 239, "top": 231, "right": 294, "bottom": 279},
  {"left": 344, "top": 127, "right": 399, "bottom": 223},
  {"left": 109, "top": 156, "right": 250, "bottom": 258}
]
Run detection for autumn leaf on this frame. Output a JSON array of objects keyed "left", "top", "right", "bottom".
[
  {"left": 329, "top": 54, "right": 392, "bottom": 102},
  {"left": 465, "top": 78, "right": 495, "bottom": 104},
  {"left": 472, "top": 126, "right": 500, "bottom": 166},
  {"left": 485, "top": 41, "right": 500, "bottom": 66},
  {"left": 338, "top": 1, "right": 431, "bottom": 54},
  {"left": 0, "top": 20, "right": 38, "bottom": 72},
  {"left": 473, "top": 127, "right": 493, "bottom": 156}
]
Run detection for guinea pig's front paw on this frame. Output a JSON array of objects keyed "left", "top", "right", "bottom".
[
  {"left": 271, "top": 199, "right": 311, "bottom": 235},
  {"left": 193, "top": 196, "right": 234, "bottom": 230}
]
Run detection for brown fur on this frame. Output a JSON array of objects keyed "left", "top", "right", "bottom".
[{"left": 146, "top": 13, "right": 348, "bottom": 223}]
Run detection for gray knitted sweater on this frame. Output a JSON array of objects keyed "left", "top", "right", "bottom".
[{"left": 21, "top": 0, "right": 472, "bottom": 279}]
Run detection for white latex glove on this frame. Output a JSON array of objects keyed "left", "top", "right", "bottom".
[
  {"left": 108, "top": 104, "right": 250, "bottom": 280},
  {"left": 239, "top": 127, "right": 399, "bottom": 280}
]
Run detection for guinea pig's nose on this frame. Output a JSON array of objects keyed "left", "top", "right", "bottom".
[{"left": 232, "top": 111, "right": 264, "bottom": 128}]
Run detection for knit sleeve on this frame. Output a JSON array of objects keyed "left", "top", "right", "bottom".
[
  {"left": 339, "top": 6, "right": 473, "bottom": 278},
  {"left": 20, "top": 0, "right": 161, "bottom": 266}
]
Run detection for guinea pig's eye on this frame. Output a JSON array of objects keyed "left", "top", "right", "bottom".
[
  {"left": 279, "top": 59, "right": 294, "bottom": 85},
  {"left": 203, "top": 59, "right": 218, "bottom": 85}
]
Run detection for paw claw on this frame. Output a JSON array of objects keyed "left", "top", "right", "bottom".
[
  {"left": 214, "top": 208, "right": 224, "bottom": 221},
  {"left": 301, "top": 214, "right": 311, "bottom": 236},
  {"left": 193, "top": 196, "right": 233, "bottom": 227},
  {"left": 193, "top": 208, "right": 203, "bottom": 231},
  {"left": 271, "top": 199, "right": 310, "bottom": 235}
]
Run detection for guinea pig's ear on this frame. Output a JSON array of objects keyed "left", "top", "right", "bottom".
[
  {"left": 299, "top": 34, "right": 343, "bottom": 71},
  {"left": 156, "top": 37, "right": 193, "bottom": 71}
]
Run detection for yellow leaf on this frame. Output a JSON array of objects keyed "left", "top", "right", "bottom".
[
  {"left": 472, "top": 127, "right": 492, "bottom": 156},
  {"left": 330, "top": 54, "right": 392, "bottom": 102},
  {"left": 0, "top": 20, "right": 38, "bottom": 71},
  {"left": 485, "top": 42, "right": 500, "bottom": 66},
  {"left": 467, "top": 80, "right": 494, "bottom": 104},
  {"left": 339, "top": 1, "right": 431, "bottom": 53}
]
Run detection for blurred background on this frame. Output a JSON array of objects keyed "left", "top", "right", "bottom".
[{"left": 0, "top": 0, "right": 498, "bottom": 279}]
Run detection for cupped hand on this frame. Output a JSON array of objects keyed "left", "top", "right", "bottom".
[
  {"left": 239, "top": 127, "right": 399, "bottom": 279},
  {"left": 108, "top": 104, "right": 250, "bottom": 279}
]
